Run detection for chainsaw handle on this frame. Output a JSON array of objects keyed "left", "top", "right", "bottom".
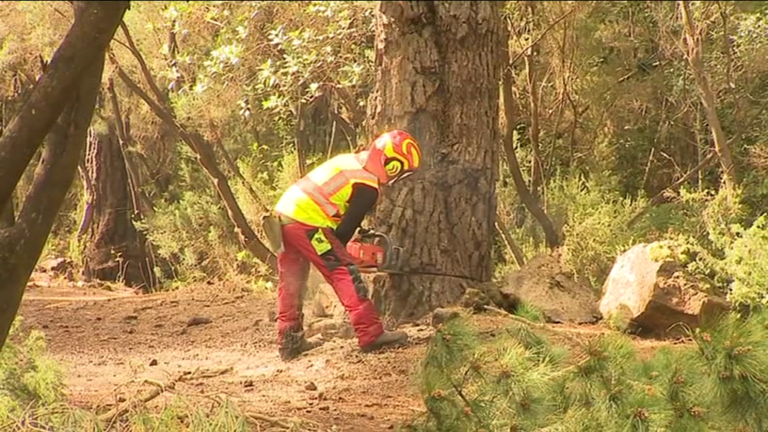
[{"left": 357, "top": 229, "right": 388, "bottom": 241}]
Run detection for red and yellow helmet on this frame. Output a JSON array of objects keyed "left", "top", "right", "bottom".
[{"left": 364, "top": 130, "right": 422, "bottom": 185}]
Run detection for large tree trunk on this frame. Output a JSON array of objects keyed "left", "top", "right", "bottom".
[
  {"left": 0, "top": 1, "right": 128, "bottom": 349},
  {"left": 82, "top": 122, "right": 154, "bottom": 289},
  {"left": 0, "top": 198, "right": 12, "bottom": 229},
  {"left": 367, "top": 1, "right": 503, "bottom": 321}
]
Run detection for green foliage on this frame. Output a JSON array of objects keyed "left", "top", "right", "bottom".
[
  {"left": 128, "top": 398, "right": 251, "bottom": 432},
  {"left": 5, "top": 0, "right": 768, "bottom": 301},
  {"left": 515, "top": 301, "right": 546, "bottom": 324},
  {"left": 724, "top": 215, "right": 768, "bottom": 306},
  {"left": 546, "top": 173, "right": 646, "bottom": 288},
  {"left": 0, "top": 317, "right": 65, "bottom": 424},
  {"left": 413, "top": 311, "right": 768, "bottom": 431},
  {"left": 141, "top": 190, "right": 242, "bottom": 283}
]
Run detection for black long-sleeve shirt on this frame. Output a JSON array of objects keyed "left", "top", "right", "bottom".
[{"left": 334, "top": 183, "right": 379, "bottom": 245}]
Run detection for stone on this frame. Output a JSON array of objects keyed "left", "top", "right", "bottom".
[
  {"left": 499, "top": 251, "right": 601, "bottom": 324},
  {"left": 599, "top": 243, "right": 731, "bottom": 337},
  {"left": 37, "top": 257, "right": 74, "bottom": 274}
]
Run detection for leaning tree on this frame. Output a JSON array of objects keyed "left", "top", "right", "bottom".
[
  {"left": 368, "top": 1, "right": 504, "bottom": 320},
  {"left": 0, "top": 1, "right": 129, "bottom": 349}
]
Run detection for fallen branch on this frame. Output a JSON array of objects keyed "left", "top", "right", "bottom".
[
  {"left": 495, "top": 213, "right": 526, "bottom": 267},
  {"left": 98, "top": 366, "right": 233, "bottom": 426},
  {"left": 246, "top": 412, "right": 294, "bottom": 429},
  {"left": 483, "top": 305, "right": 585, "bottom": 348}
]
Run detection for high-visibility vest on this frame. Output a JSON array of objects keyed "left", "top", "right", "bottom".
[{"left": 275, "top": 153, "right": 379, "bottom": 228}]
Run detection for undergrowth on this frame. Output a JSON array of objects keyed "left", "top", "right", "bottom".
[
  {"left": 0, "top": 317, "right": 259, "bottom": 432},
  {"left": 497, "top": 171, "right": 768, "bottom": 311},
  {"left": 409, "top": 310, "right": 768, "bottom": 432}
]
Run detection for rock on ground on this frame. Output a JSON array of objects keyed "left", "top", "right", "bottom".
[
  {"left": 599, "top": 243, "right": 730, "bottom": 338},
  {"left": 497, "top": 251, "right": 601, "bottom": 324}
]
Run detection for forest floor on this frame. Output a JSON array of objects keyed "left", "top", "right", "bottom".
[{"left": 15, "top": 271, "right": 673, "bottom": 432}]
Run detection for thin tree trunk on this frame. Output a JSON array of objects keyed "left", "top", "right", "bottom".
[
  {"left": 680, "top": 0, "right": 737, "bottom": 191},
  {"left": 0, "top": 101, "right": 10, "bottom": 229},
  {"left": 0, "top": 2, "right": 127, "bottom": 211},
  {"left": 295, "top": 82, "right": 308, "bottom": 177},
  {"left": 106, "top": 77, "right": 154, "bottom": 217},
  {"left": 76, "top": 150, "right": 95, "bottom": 241},
  {"left": 501, "top": 31, "right": 561, "bottom": 249},
  {"left": 110, "top": 29, "right": 276, "bottom": 272},
  {"left": 495, "top": 211, "right": 526, "bottom": 268},
  {"left": 211, "top": 134, "right": 269, "bottom": 212},
  {"left": 0, "top": 1, "right": 127, "bottom": 350},
  {"left": 524, "top": 1, "right": 544, "bottom": 198}
]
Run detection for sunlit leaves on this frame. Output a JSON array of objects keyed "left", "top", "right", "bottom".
[{"left": 204, "top": 41, "right": 243, "bottom": 74}]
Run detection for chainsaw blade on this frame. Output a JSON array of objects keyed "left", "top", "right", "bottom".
[{"left": 357, "top": 266, "right": 410, "bottom": 275}]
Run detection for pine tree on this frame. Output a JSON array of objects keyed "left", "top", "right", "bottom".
[{"left": 410, "top": 310, "right": 768, "bottom": 432}]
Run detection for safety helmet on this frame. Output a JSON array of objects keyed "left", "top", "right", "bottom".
[{"left": 363, "top": 130, "right": 422, "bottom": 185}]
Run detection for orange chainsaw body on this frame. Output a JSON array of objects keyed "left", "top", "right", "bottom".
[{"left": 345, "top": 231, "right": 403, "bottom": 274}]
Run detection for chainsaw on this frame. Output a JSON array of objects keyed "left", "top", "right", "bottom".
[{"left": 345, "top": 229, "right": 404, "bottom": 274}]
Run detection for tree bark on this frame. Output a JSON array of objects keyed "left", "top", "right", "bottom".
[
  {"left": 679, "top": 0, "right": 738, "bottom": 191},
  {"left": 106, "top": 78, "right": 154, "bottom": 218},
  {"left": 82, "top": 121, "right": 155, "bottom": 289},
  {"left": 76, "top": 152, "right": 95, "bottom": 241},
  {"left": 0, "top": 197, "right": 13, "bottom": 229},
  {"left": 495, "top": 212, "right": 526, "bottom": 268},
  {"left": 367, "top": 1, "right": 503, "bottom": 321},
  {"left": 0, "top": 1, "right": 127, "bottom": 350}
]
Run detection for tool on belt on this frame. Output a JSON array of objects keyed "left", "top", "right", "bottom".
[
  {"left": 262, "top": 214, "right": 404, "bottom": 274},
  {"left": 345, "top": 229, "right": 404, "bottom": 274},
  {"left": 261, "top": 213, "right": 285, "bottom": 255}
]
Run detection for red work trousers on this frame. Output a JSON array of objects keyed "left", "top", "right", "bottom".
[{"left": 276, "top": 221, "right": 384, "bottom": 347}]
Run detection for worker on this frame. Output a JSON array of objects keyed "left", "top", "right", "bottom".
[{"left": 268, "top": 130, "right": 422, "bottom": 361}]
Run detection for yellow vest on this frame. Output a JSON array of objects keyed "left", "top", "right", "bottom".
[{"left": 275, "top": 154, "right": 380, "bottom": 228}]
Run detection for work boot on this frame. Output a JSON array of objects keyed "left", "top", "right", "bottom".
[
  {"left": 279, "top": 331, "right": 325, "bottom": 361},
  {"left": 360, "top": 330, "right": 409, "bottom": 353}
]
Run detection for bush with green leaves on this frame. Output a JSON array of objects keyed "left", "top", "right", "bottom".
[
  {"left": 0, "top": 317, "right": 65, "bottom": 426},
  {"left": 141, "top": 190, "right": 243, "bottom": 284},
  {"left": 410, "top": 311, "right": 768, "bottom": 432},
  {"left": 724, "top": 215, "right": 768, "bottom": 307}
]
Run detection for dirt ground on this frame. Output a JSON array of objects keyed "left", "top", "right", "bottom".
[{"left": 14, "top": 273, "right": 671, "bottom": 431}]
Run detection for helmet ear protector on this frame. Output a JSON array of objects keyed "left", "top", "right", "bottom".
[{"left": 384, "top": 157, "right": 403, "bottom": 178}]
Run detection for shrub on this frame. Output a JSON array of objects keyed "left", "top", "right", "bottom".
[{"left": 411, "top": 310, "right": 768, "bottom": 431}]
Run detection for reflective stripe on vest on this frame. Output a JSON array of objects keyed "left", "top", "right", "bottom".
[{"left": 275, "top": 154, "right": 379, "bottom": 228}]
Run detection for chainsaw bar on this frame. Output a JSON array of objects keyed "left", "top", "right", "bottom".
[{"left": 357, "top": 267, "right": 412, "bottom": 275}]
